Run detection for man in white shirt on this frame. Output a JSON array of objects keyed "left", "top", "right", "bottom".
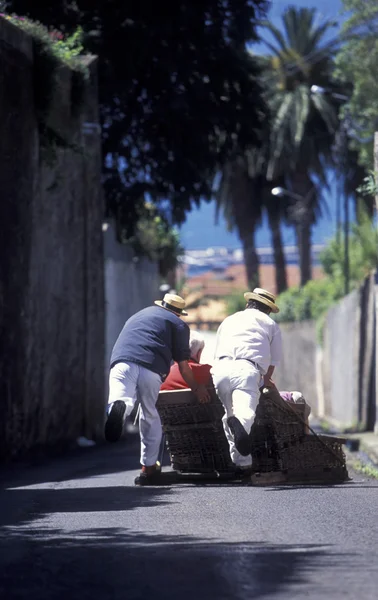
[{"left": 211, "top": 288, "right": 282, "bottom": 473}]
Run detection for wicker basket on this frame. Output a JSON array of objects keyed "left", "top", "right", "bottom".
[
  {"left": 157, "top": 388, "right": 225, "bottom": 428},
  {"left": 250, "top": 418, "right": 280, "bottom": 472},
  {"left": 157, "top": 389, "right": 231, "bottom": 473},
  {"left": 254, "top": 394, "right": 305, "bottom": 446},
  {"left": 279, "top": 434, "right": 347, "bottom": 472},
  {"left": 250, "top": 391, "right": 305, "bottom": 470},
  {"left": 166, "top": 422, "right": 232, "bottom": 473},
  {"left": 250, "top": 390, "right": 349, "bottom": 482},
  {"left": 158, "top": 402, "right": 225, "bottom": 428}
]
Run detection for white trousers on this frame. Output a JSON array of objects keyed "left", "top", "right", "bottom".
[
  {"left": 211, "top": 360, "right": 262, "bottom": 467},
  {"left": 108, "top": 362, "right": 162, "bottom": 466}
]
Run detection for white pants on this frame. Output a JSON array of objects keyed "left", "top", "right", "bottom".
[
  {"left": 108, "top": 362, "right": 162, "bottom": 466},
  {"left": 211, "top": 359, "right": 262, "bottom": 467}
]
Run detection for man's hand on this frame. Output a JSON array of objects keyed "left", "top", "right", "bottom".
[
  {"left": 263, "top": 376, "right": 276, "bottom": 390},
  {"left": 193, "top": 384, "right": 210, "bottom": 403},
  {"left": 263, "top": 365, "right": 277, "bottom": 390},
  {"left": 178, "top": 360, "right": 210, "bottom": 402}
]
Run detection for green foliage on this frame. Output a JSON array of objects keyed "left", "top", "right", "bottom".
[
  {"left": 275, "top": 203, "right": 378, "bottom": 341},
  {"left": 2, "top": 15, "right": 86, "bottom": 71},
  {"left": 123, "top": 203, "right": 184, "bottom": 278},
  {"left": 261, "top": 6, "right": 340, "bottom": 182},
  {"left": 225, "top": 291, "right": 247, "bottom": 316},
  {"left": 357, "top": 170, "right": 378, "bottom": 197},
  {"left": 249, "top": 7, "right": 343, "bottom": 287},
  {"left": 7, "top": 0, "right": 269, "bottom": 236},
  {"left": 1, "top": 13, "right": 88, "bottom": 160},
  {"left": 274, "top": 279, "right": 342, "bottom": 324},
  {"left": 352, "top": 460, "right": 378, "bottom": 479},
  {"left": 335, "top": 0, "right": 378, "bottom": 170},
  {"left": 217, "top": 6, "right": 343, "bottom": 293},
  {"left": 321, "top": 204, "right": 378, "bottom": 289}
]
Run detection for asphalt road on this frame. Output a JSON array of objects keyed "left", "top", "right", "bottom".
[{"left": 0, "top": 429, "right": 378, "bottom": 600}]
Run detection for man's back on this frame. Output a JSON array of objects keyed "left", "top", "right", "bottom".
[
  {"left": 110, "top": 305, "right": 190, "bottom": 378},
  {"left": 214, "top": 308, "right": 281, "bottom": 375}
]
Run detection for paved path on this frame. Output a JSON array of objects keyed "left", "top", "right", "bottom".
[{"left": 0, "top": 431, "right": 377, "bottom": 600}]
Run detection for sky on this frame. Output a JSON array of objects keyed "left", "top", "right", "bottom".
[{"left": 179, "top": 0, "right": 347, "bottom": 251}]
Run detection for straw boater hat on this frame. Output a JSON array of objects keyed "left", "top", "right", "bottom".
[
  {"left": 155, "top": 293, "right": 188, "bottom": 316},
  {"left": 244, "top": 288, "right": 279, "bottom": 314}
]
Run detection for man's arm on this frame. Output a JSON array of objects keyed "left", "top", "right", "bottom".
[
  {"left": 178, "top": 361, "right": 210, "bottom": 403},
  {"left": 265, "top": 325, "right": 282, "bottom": 388},
  {"left": 263, "top": 365, "right": 276, "bottom": 388}
]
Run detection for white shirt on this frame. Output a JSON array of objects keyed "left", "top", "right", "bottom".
[{"left": 213, "top": 308, "right": 282, "bottom": 375}]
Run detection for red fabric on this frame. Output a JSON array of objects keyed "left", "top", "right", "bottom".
[{"left": 161, "top": 360, "right": 212, "bottom": 391}]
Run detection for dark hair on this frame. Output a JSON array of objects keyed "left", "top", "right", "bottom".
[{"left": 246, "top": 299, "right": 271, "bottom": 315}]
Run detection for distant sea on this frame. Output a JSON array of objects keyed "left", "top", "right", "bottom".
[{"left": 184, "top": 248, "right": 322, "bottom": 278}]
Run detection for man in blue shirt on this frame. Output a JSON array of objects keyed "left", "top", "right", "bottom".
[{"left": 105, "top": 293, "right": 210, "bottom": 485}]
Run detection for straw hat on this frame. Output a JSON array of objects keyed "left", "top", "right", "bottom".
[
  {"left": 244, "top": 288, "right": 279, "bottom": 313},
  {"left": 155, "top": 293, "right": 188, "bottom": 316}
]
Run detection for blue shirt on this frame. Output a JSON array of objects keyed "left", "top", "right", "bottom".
[{"left": 110, "top": 305, "right": 190, "bottom": 379}]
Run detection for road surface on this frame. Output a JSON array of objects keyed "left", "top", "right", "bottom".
[{"left": 0, "top": 430, "right": 377, "bottom": 600}]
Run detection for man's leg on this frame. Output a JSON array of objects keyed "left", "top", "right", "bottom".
[
  {"left": 136, "top": 366, "right": 163, "bottom": 469},
  {"left": 105, "top": 362, "right": 138, "bottom": 442},
  {"left": 211, "top": 369, "right": 250, "bottom": 468},
  {"left": 229, "top": 366, "right": 261, "bottom": 465}
]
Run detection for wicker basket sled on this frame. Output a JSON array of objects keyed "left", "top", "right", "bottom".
[
  {"left": 156, "top": 389, "right": 232, "bottom": 473},
  {"left": 250, "top": 388, "right": 349, "bottom": 484},
  {"left": 156, "top": 387, "right": 349, "bottom": 485}
]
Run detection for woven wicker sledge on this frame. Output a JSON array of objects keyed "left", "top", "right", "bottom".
[
  {"left": 250, "top": 387, "right": 349, "bottom": 484},
  {"left": 157, "top": 387, "right": 349, "bottom": 484},
  {"left": 156, "top": 388, "right": 233, "bottom": 473}
]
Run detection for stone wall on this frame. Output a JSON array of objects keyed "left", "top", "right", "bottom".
[{"left": 0, "top": 19, "right": 104, "bottom": 458}]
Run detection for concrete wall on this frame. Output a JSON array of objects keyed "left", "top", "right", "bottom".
[
  {"left": 321, "top": 274, "right": 376, "bottom": 430},
  {"left": 273, "top": 274, "right": 377, "bottom": 432},
  {"left": 274, "top": 321, "right": 319, "bottom": 415},
  {"left": 374, "top": 271, "right": 378, "bottom": 434},
  {"left": 321, "top": 290, "right": 360, "bottom": 428},
  {"left": 104, "top": 221, "right": 160, "bottom": 372},
  {"left": 0, "top": 19, "right": 104, "bottom": 458}
]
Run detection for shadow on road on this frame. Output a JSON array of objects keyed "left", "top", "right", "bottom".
[
  {"left": 0, "top": 431, "right": 143, "bottom": 489},
  {"left": 0, "top": 485, "right": 176, "bottom": 530},
  {"left": 0, "top": 429, "right": 372, "bottom": 598},
  {"left": 0, "top": 524, "right": 356, "bottom": 600}
]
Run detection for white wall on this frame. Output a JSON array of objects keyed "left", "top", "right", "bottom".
[{"left": 103, "top": 222, "right": 160, "bottom": 391}]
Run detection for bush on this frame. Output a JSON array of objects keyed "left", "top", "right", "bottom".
[
  {"left": 225, "top": 291, "right": 247, "bottom": 315},
  {"left": 274, "top": 203, "right": 378, "bottom": 342},
  {"left": 122, "top": 202, "right": 184, "bottom": 277},
  {"left": 272, "top": 279, "right": 342, "bottom": 345},
  {"left": 1, "top": 14, "right": 86, "bottom": 71},
  {"left": 321, "top": 205, "right": 378, "bottom": 290},
  {"left": 274, "top": 278, "right": 342, "bottom": 324}
]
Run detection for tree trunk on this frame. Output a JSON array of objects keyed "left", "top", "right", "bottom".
[
  {"left": 291, "top": 173, "right": 314, "bottom": 287},
  {"left": 295, "top": 220, "right": 312, "bottom": 286},
  {"left": 267, "top": 209, "right": 287, "bottom": 294},
  {"left": 240, "top": 231, "right": 260, "bottom": 289}
]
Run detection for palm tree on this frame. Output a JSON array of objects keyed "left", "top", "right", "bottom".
[
  {"left": 244, "top": 146, "right": 289, "bottom": 294},
  {"left": 216, "top": 150, "right": 289, "bottom": 294},
  {"left": 215, "top": 155, "right": 263, "bottom": 289},
  {"left": 262, "top": 7, "right": 341, "bottom": 285},
  {"left": 264, "top": 181, "right": 289, "bottom": 293}
]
